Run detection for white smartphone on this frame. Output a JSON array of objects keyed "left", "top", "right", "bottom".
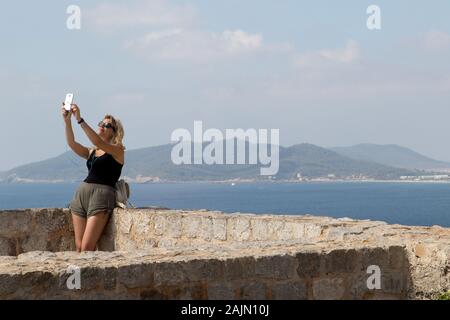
[{"left": 64, "top": 93, "right": 74, "bottom": 111}]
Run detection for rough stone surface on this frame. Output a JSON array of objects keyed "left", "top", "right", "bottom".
[{"left": 0, "top": 208, "right": 449, "bottom": 300}]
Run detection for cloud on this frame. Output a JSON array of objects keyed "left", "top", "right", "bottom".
[
  {"left": 86, "top": 0, "right": 198, "bottom": 31},
  {"left": 255, "top": 39, "right": 450, "bottom": 102},
  {"left": 318, "top": 40, "right": 360, "bottom": 63},
  {"left": 419, "top": 30, "right": 450, "bottom": 51},
  {"left": 294, "top": 40, "right": 361, "bottom": 68},
  {"left": 124, "top": 28, "right": 264, "bottom": 62},
  {"left": 86, "top": 0, "right": 270, "bottom": 62},
  {"left": 267, "top": 65, "right": 450, "bottom": 102}
]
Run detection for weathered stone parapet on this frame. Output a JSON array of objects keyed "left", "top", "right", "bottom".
[
  {"left": 0, "top": 209, "right": 75, "bottom": 255},
  {"left": 0, "top": 243, "right": 410, "bottom": 300},
  {"left": 0, "top": 208, "right": 449, "bottom": 299}
]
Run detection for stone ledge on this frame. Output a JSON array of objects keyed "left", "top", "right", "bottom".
[
  {"left": 0, "top": 243, "right": 409, "bottom": 300},
  {"left": 0, "top": 208, "right": 449, "bottom": 299}
]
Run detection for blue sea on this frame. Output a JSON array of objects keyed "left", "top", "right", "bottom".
[{"left": 0, "top": 182, "right": 449, "bottom": 227}]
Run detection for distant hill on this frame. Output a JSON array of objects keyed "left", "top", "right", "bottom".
[
  {"left": 277, "top": 143, "right": 414, "bottom": 179},
  {"left": 0, "top": 152, "right": 87, "bottom": 183},
  {"left": 0, "top": 142, "right": 417, "bottom": 183},
  {"left": 331, "top": 144, "right": 450, "bottom": 171}
]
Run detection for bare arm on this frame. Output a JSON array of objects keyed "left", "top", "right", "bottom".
[
  {"left": 78, "top": 120, "right": 123, "bottom": 160},
  {"left": 62, "top": 106, "right": 90, "bottom": 160}
]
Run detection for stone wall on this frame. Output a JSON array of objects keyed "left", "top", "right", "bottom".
[
  {"left": 0, "top": 209, "right": 75, "bottom": 256},
  {"left": 0, "top": 208, "right": 449, "bottom": 299},
  {"left": 0, "top": 245, "right": 410, "bottom": 300}
]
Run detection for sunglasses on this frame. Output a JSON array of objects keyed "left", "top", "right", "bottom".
[{"left": 98, "top": 121, "right": 116, "bottom": 132}]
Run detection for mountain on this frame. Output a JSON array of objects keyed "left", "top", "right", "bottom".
[
  {"left": 0, "top": 142, "right": 416, "bottom": 183},
  {"left": 331, "top": 144, "right": 450, "bottom": 171},
  {"left": 0, "top": 152, "right": 87, "bottom": 183},
  {"left": 277, "top": 143, "right": 413, "bottom": 179}
]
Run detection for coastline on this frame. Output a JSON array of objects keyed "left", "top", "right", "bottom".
[{"left": 2, "top": 178, "right": 450, "bottom": 185}]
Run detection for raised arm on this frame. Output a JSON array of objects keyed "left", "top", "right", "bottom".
[
  {"left": 61, "top": 105, "right": 90, "bottom": 160},
  {"left": 71, "top": 104, "right": 124, "bottom": 161}
]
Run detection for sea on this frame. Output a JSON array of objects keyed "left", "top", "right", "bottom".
[{"left": 0, "top": 181, "right": 449, "bottom": 227}]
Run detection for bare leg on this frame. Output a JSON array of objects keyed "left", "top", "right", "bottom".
[
  {"left": 71, "top": 213, "right": 87, "bottom": 253},
  {"left": 81, "top": 212, "right": 110, "bottom": 252}
]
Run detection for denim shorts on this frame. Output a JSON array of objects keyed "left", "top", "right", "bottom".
[{"left": 69, "top": 182, "right": 116, "bottom": 218}]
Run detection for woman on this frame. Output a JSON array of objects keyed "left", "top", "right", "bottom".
[{"left": 62, "top": 103, "right": 125, "bottom": 252}]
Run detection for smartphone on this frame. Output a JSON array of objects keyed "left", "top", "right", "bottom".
[{"left": 64, "top": 93, "right": 74, "bottom": 111}]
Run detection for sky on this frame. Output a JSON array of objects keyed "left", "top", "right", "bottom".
[{"left": 0, "top": 0, "right": 450, "bottom": 171}]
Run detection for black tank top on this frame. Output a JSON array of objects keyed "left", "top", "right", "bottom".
[{"left": 84, "top": 150, "right": 123, "bottom": 188}]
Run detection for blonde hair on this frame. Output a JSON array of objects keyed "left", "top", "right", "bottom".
[{"left": 104, "top": 114, "right": 126, "bottom": 150}]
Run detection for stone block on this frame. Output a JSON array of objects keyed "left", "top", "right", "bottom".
[
  {"left": 241, "top": 281, "right": 267, "bottom": 300},
  {"left": 0, "top": 211, "right": 32, "bottom": 237},
  {"left": 183, "top": 258, "right": 225, "bottom": 282},
  {"left": 224, "top": 257, "right": 256, "bottom": 281},
  {"left": 129, "top": 212, "right": 151, "bottom": 237},
  {"left": 304, "top": 223, "right": 322, "bottom": 239},
  {"left": 154, "top": 261, "right": 188, "bottom": 286},
  {"left": 361, "top": 247, "right": 390, "bottom": 270},
  {"left": 382, "top": 272, "right": 408, "bottom": 295},
  {"left": 153, "top": 215, "right": 166, "bottom": 236},
  {"left": 296, "top": 251, "right": 321, "bottom": 278},
  {"left": 212, "top": 218, "right": 227, "bottom": 241},
  {"left": 254, "top": 254, "right": 296, "bottom": 280},
  {"left": 267, "top": 220, "right": 284, "bottom": 240},
  {"left": 251, "top": 219, "right": 270, "bottom": 241},
  {"left": 200, "top": 217, "right": 213, "bottom": 241},
  {"left": 103, "top": 266, "right": 117, "bottom": 290},
  {"left": 118, "top": 263, "right": 154, "bottom": 289},
  {"left": 207, "top": 283, "right": 236, "bottom": 300},
  {"left": 231, "top": 218, "right": 250, "bottom": 241},
  {"left": 0, "top": 273, "right": 22, "bottom": 297},
  {"left": 347, "top": 272, "right": 373, "bottom": 299},
  {"left": 0, "top": 237, "right": 16, "bottom": 256},
  {"left": 312, "top": 277, "right": 345, "bottom": 300},
  {"left": 80, "top": 266, "right": 104, "bottom": 291},
  {"left": 388, "top": 246, "right": 406, "bottom": 269},
  {"left": 140, "top": 287, "right": 167, "bottom": 300},
  {"left": 322, "top": 248, "right": 359, "bottom": 274},
  {"left": 182, "top": 216, "right": 202, "bottom": 239},
  {"left": 271, "top": 280, "right": 308, "bottom": 300},
  {"left": 21, "top": 233, "right": 50, "bottom": 253},
  {"left": 118, "top": 212, "right": 133, "bottom": 235},
  {"left": 35, "top": 209, "right": 68, "bottom": 233},
  {"left": 166, "top": 215, "right": 182, "bottom": 239}
]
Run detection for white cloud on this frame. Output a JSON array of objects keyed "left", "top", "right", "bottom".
[
  {"left": 124, "top": 28, "right": 263, "bottom": 62},
  {"left": 318, "top": 40, "right": 360, "bottom": 63},
  {"left": 222, "top": 30, "right": 263, "bottom": 54},
  {"left": 86, "top": 0, "right": 298, "bottom": 63},
  {"left": 256, "top": 39, "right": 450, "bottom": 102},
  {"left": 294, "top": 40, "right": 361, "bottom": 68},
  {"left": 86, "top": 0, "right": 197, "bottom": 31},
  {"left": 267, "top": 63, "right": 450, "bottom": 102},
  {"left": 419, "top": 30, "right": 450, "bottom": 51}
]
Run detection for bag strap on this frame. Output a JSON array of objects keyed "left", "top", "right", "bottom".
[{"left": 87, "top": 148, "right": 97, "bottom": 173}]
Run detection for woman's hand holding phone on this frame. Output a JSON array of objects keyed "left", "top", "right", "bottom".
[
  {"left": 71, "top": 104, "right": 82, "bottom": 122},
  {"left": 61, "top": 103, "right": 72, "bottom": 123}
]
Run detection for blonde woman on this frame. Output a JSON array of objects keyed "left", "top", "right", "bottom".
[{"left": 61, "top": 104, "right": 125, "bottom": 252}]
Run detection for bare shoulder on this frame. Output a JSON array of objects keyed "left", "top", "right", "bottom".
[{"left": 112, "top": 144, "right": 125, "bottom": 165}]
